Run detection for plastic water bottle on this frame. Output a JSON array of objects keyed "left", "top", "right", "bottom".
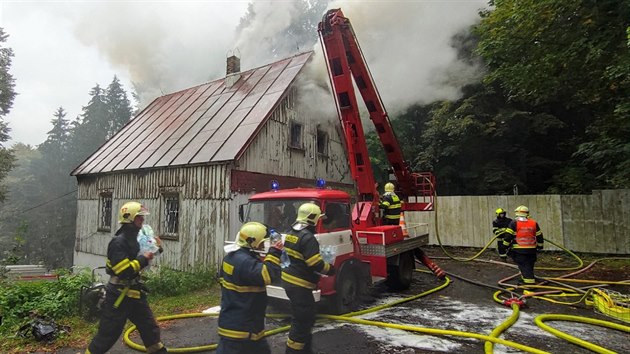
[
  {"left": 320, "top": 245, "right": 336, "bottom": 264},
  {"left": 270, "top": 229, "right": 291, "bottom": 268}
]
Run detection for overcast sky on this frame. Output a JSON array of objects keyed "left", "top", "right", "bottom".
[{"left": 1, "top": 0, "right": 487, "bottom": 147}]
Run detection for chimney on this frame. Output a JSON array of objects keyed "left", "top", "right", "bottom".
[{"left": 225, "top": 55, "right": 241, "bottom": 88}]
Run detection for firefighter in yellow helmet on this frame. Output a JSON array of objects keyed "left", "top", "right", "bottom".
[
  {"left": 379, "top": 182, "right": 401, "bottom": 225},
  {"left": 492, "top": 208, "right": 512, "bottom": 260},
  {"left": 86, "top": 202, "right": 167, "bottom": 354},
  {"left": 499, "top": 205, "right": 544, "bottom": 285},
  {"left": 282, "top": 203, "right": 335, "bottom": 354},
  {"left": 217, "top": 222, "right": 283, "bottom": 354}
]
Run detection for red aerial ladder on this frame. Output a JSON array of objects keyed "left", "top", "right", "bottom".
[
  {"left": 318, "top": 8, "right": 436, "bottom": 226},
  {"left": 238, "top": 8, "right": 443, "bottom": 314}
]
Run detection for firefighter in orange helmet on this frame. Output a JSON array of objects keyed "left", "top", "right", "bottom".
[
  {"left": 499, "top": 205, "right": 544, "bottom": 285},
  {"left": 86, "top": 202, "right": 167, "bottom": 354}
]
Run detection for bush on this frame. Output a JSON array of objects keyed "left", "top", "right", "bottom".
[
  {"left": 0, "top": 268, "right": 92, "bottom": 333},
  {"left": 144, "top": 266, "right": 217, "bottom": 297}
]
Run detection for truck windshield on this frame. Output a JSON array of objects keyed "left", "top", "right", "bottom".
[{"left": 246, "top": 199, "right": 316, "bottom": 232}]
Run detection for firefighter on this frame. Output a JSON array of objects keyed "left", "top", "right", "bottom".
[
  {"left": 499, "top": 205, "right": 544, "bottom": 285},
  {"left": 217, "top": 222, "right": 283, "bottom": 354},
  {"left": 86, "top": 202, "right": 166, "bottom": 354},
  {"left": 282, "top": 203, "right": 335, "bottom": 354},
  {"left": 492, "top": 208, "right": 513, "bottom": 260},
  {"left": 379, "top": 182, "right": 401, "bottom": 225}
]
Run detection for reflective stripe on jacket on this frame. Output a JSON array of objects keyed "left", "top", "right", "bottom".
[
  {"left": 218, "top": 247, "right": 281, "bottom": 340},
  {"left": 281, "top": 227, "right": 333, "bottom": 289},
  {"left": 379, "top": 192, "right": 401, "bottom": 220}
]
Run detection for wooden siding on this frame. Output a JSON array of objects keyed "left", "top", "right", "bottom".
[
  {"left": 237, "top": 87, "right": 352, "bottom": 184},
  {"left": 75, "top": 164, "right": 232, "bottom": 270},
  {"left": 405, "top": 190, "right": 630, "bottom": 254}
]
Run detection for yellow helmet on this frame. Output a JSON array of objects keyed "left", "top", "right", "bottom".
[
  {"left": 119, "top": 202, "right": 149, "bottom": 224},
  {"left": 514, "top": 205, "right": 529, "bottom": 217},
  {"left": 236, "top": 222, "right": 269, "bottom": 249},
  {"left": 295, "top": 203, "right": 324, "bottom": 226},
  {"left": 384, "top": 182, "right": 395, "bottom": 193},
  {"left": 495, "top": 208, "right": 506, "bottom": 216}
]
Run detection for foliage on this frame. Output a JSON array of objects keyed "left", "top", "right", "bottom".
[
  {"left": 144, "top": 266, "right": 218, "bottom": 297},
  {"left": 0, "top": 269, "right": 92, "bottom": 334},
  {"left": 0, "top": 27, "right": 17, "bottom": 201}
]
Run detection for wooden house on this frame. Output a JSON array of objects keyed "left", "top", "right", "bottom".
[{"left": 71, "top": 51, "right": 352, "bottom": 271}]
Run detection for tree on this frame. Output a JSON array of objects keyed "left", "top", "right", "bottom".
[
  {"left": 0, "top": 28, "right": 17, "bottom": 201},
  {"left": 475, "top": 0, "right": 630, "bottom": 191},
  {"left": 106, "top": 76, "right": 133, "bottom": 139},
  {"left": 69, "top": 84, "right": 109, "bottom": 165}
]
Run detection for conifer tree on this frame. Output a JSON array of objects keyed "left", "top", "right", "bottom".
[{"left": 0, "top": 28, "right": 17, "bottom": 201}]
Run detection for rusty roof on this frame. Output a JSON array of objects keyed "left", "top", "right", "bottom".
[{"left": 72, "top": 51, "right": 313, "bottom": 176}]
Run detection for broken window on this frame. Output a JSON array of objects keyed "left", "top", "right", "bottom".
[
  {"left": 316, "top": 128, "right": 328, "bottom": 156},
  {"left": 290, "top": 121, "right": 303, "bottom": 149},
  {"left": 98, "top": 192, "right": 113, "bottom": 231},
  {"left": 162, "top": 194, "right": 180, "bottom": 238}
]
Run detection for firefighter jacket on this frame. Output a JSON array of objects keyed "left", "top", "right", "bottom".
[
  {"left": 492, "top": 216, "right": 513, "bottom": 240},
  {"left": 105, "top": 225, "right": 150, "bottom": 285},
  {"left": 379, "top": 192, "right": 402, "bottom": 221},
  {"left": 218, "top": 246, "right": 282, "bottom": 341},
  {"left": 501, "top": 218, "right": 544, "bottom": 254},
  {"left": 281, "top": 227, "right": 334, "bottom": 289}
]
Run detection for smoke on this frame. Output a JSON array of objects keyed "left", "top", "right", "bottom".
[{"left": 60, "top": 1, "right": 486, "bottom": 114}]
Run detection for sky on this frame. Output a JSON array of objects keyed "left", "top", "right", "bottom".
[{"left": 0, "top": 0, "right": 488, "bottom": 147}]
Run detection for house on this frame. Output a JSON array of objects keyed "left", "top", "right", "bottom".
[{"left": 72, "top": 51, "right": 353, "bottom": 271}]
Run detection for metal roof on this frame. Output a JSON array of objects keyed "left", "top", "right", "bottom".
[{"left": 72, "top": 51, "right": 313, "bottom": 176}]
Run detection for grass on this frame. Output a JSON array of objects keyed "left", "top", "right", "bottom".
[{"left": 0, "top": 284, "right": 221, "bottom": 354}]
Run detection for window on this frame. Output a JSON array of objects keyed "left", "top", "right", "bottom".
[
  {"left": 316, "top": 128, "right": 328, "bottom": 155},
  {"left": 162, "top": 194, "right": 180, "bottom": 238},
  {"left": 290, "top": 121, "right": 303, "bottom": 149},
  {"left": 322, "top": 202, "right": 351, "bottom": 231},
  {"left": 98, "top": 192, "right": 113, "bottom": 231}
]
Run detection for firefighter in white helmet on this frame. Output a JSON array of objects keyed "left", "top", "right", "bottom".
[
  {"left": 282, "top": 203, "right": 335, "bottom": 354},
  {"left": 379, "top": 182, "right": 401, "bottom": 225},
  {"left": 500, "top": 205, "right": 544, "bottom": 285},
  {"left": 86, "top": 202, "right": 167, "bottom": 354},
  {"left": 217, "top": 222, "right": 283, "bottom": 354}
]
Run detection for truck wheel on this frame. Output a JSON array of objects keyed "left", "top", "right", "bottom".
[
  {"left": 332, "top": 266, "right": 360, "bottom": 314},
  {"left": 386, "top": 251, "right": 414, "bottom": 291}
]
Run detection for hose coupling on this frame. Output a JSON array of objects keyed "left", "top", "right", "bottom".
[{"left": 503, "top": 297, "right": 525, "bottom": 308}]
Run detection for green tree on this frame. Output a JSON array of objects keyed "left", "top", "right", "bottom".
[
  {"left": 475, "top": 0, "right": 630, "bottom": 191},
  {"left": 69, "top": 84, "right": 109, "bottom": 165},
  {"left": 0, "top": 28, "right": 17, "bottom": 201},
  {"left": 106, "top": 76, "right": 133, "bottom": 139}
]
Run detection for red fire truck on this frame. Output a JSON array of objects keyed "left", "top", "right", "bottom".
[{"left": 238, "top": 9, "right": 444, "bottom": 314}]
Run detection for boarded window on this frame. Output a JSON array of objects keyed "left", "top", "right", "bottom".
[
  {"left": 162, "top": 194, "right": 180, "bottom": 239},
  {"left": 316, "top": 128, "right": 328, "bottom": 155},
  {"left": 290, "top": 121, "right": 303, "bottom": 149},
  {"left": 98, "top": 192, "right": 113, "bottom": 231}
]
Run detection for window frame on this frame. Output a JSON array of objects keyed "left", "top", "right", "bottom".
[
  {"left": 160, "top": 192, "right": 180, "bottom": 240},
  {"left": 289, "top": 121, "right": 304, "bottom": 150},
  {"left": 316, "top": 127, "right": 328, "bottom": 156},
  {"left": 97, "top": 191, "right": 113, "bottom": 232}
]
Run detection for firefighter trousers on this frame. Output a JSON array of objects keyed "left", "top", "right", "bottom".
[
  {"left": 285, "top": 286, "right": 316, "bottom": 354},
  {"left": 87, "top": 284, "right": 165, "bottom": 354},
  {"left": 509, "top": 251, "right": 537, "bottom": 284},
  {"left": 217, "top": 337, "right": 271, "bottom": 354}
]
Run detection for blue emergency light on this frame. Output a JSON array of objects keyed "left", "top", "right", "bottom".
[
  {"left": 270, "top": 180, "right": 280, "bottom": 191},
  {"left": 316, "top": 178, "right": 326, "bottom": 189}
]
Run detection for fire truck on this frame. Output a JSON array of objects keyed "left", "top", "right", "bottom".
[{"left": 238, "top": 9, "right": 444, "bottom": 314}]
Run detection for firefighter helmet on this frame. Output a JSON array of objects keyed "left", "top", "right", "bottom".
[
  {"left": 384, "top": 182, "right": 395, "bottom": 193},
  {"left": 237, "top": 222, "right": 269, "bottom": 249},
  {"left": 119, "top": 202, "right": 149, "bottom": 224},
  {"left": 495, "top": 208, "right": 506, "bottom": 217},
  {"left": 295, "top": 203, "right": 324, "bottom": 227},
  {"left": 514, "top": 205, "right": 529, "bottom": 217}
]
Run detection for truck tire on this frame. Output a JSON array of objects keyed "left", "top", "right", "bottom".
[
  {"left": 331, "top": 260, "right": 363, "bottom": 314},
  {"left": 386, "top": 251, "right": 414, "bottom": 291}
]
